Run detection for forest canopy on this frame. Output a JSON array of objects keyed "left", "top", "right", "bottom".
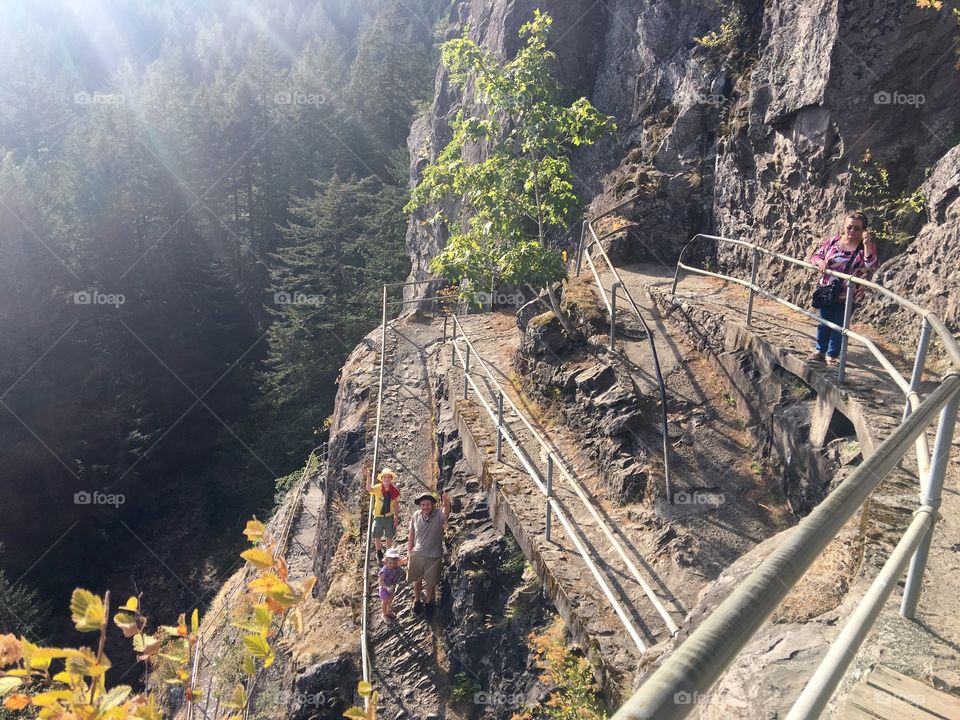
[{"left": 0, "top": 0, "right": 445, "bottom": 643}]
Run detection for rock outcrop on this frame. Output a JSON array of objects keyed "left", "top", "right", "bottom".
[{"left": 404, "top": 0, "right": 960, "bottom": 342}]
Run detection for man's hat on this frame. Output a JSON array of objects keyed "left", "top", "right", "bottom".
[
  {"left": 415, "top": 492, "right": 437, "bottom": 505},
  {"left": 378, "top": 468, "right": 396, "bottom": 480}
]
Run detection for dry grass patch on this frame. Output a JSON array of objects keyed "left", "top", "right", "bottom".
[{"left": 773, "top": 526, "right": 860, "bottom": 623}]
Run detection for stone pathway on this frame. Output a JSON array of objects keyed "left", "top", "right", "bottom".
[
  {"left": 607, "top": 261, "right": 960, "bottom": 715},
  {"left": 364, "top": 315, "right": 454, "bottom": 720}
]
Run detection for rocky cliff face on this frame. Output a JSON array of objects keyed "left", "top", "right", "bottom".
[{"left": 405, "top": 0, "right": 960, "bottom": 341}]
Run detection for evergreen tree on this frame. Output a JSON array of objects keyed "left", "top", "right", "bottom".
[{"left": 257, "top": 171, "right": 409, "bottom": 465}]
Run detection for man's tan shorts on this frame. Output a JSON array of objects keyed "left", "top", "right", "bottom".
[{"left": 407, "top": 554, "right": 442, "bottom": 586}]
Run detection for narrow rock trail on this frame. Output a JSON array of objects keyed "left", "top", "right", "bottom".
[
  {"left": 365, "top": 315, "right": 453, "bottom": 720},
  {"left": 607, "top": 261, "right": 960, "bottom": 711},
  {"left": 454, "top": 314, "right": 686, "bottom": 655}
]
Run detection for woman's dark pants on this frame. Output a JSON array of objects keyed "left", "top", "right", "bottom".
[{"left": 816, "top": 303, "right": 850, "bottom": 358}]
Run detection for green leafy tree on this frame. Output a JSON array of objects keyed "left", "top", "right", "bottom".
[{"left": 406, "top": 10, "right": 615, "bottom": 329}]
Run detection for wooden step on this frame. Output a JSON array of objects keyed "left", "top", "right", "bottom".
[{"left": 839, "top": 665, "right": 960, "bottom": 719}]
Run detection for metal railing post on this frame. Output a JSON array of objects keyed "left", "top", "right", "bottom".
[
  {"left": 900, "top": 388, "right": 960, "bottom": 618},
  {"left": 903, "top": 318, "right": 932, "bottom": 421},
  {"left": 610, "top": 281, "right": 620, "bottom": 350},
  {"left": 746, "top": 247, "right": 760, "bottom": 326},
  {"left": 610, "top": 375, "right": 960, "bottom": 720},
  {"left": 837, "top": 287, "right": 856, "bottom": 383},
  {"left": 463, "top": 344, "right": 470, "bottom": 400},
  {"left": 785, "top": 506, "right": 936, "bottom": 720},
  {"left": 451, "top": 320, "right": 457, "bottom": 365},
  {"left": 496, "top": 391, "right": 504, "bottom": 461},
  {"left": 443, "top": 314, "right": 448, "bottom": 341},
  {"left": 575, "top": 221, "right": 586, "bottom": 276},
  {"left": 545, "top": 453, "right": 553, "bottom": 542}
]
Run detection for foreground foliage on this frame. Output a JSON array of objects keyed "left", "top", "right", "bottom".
[{"left": 0, "top": 518, "right": 314, "bottom": 719}]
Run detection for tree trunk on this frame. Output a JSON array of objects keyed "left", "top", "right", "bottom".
[{"left": 544, "top": 284, "right": 574, "bottom": 334}]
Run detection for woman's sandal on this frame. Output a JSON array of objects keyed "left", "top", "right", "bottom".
[{"left": 807, "top": 352, "right": 826, "bottom": 363}]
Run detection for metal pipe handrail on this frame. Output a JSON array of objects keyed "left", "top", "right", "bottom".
[
  {"left": 575, "top": 195, "right": 640, "bottom": 274},
  {"left": 674, "top": 234, "right": 960, "bottom": 369},
  {"left": 612, "top": 372, "right": 960, "bottom": 719},
  {"left": 450, "top": 324, "right": 649, "bottom": 652},
  {"left": 581, "top": 213, "right": 673, "bottom": 502},
  {"left": 672, "top": 232, "right": 940, "bottom": 485},
  {"left": 675, "top": 259, "right": 914, "bottom": 394},
  {"left": 359, "top": 286, "right": 389, "bottom": 706},
  {"left": 784, "top": 505, "right": 936, "bottom": 720},
  {"left": 450, "top": 314, "right": 679, "bottom": 636}
]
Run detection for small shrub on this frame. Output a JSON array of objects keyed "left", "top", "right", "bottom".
[
  {"left": 450, "top": 672, "right": 481, "bottom": 705},
  {"left": 511, "top": 619, "right": 605, "bottom": 720},
  {"left": 695, "top": 1, "right": 745, "bottom": 54},
  {"left": 850, "top": 149, "right": 926, "bottom": 250}
]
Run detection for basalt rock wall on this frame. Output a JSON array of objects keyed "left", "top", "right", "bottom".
[{"left": 404, "top": 0, "right": 960, "bottom": 346}]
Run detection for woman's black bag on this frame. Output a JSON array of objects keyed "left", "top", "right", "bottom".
[{"left": 812, "top": 241, "right": 861, "bottom": 309}]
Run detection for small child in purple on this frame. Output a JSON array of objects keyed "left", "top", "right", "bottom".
[{"left": 378, "top": 548, "right": 406, "bottom": 621}]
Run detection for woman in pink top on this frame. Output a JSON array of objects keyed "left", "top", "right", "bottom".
[{"left": 808, "top": 211, "right": 879, "bottom": 365}]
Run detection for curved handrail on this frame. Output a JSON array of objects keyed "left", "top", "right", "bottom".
[
  {"left": 612, "top": 233, "right": 960, "bottom": 718},
  {"left": 579, "top": 199, "right": 673, "bottom": 502},
  {"left": 612, "top": 373, "right": 960, "bottom": 719},
  {"left": 672, "top": 232, "right": 953, "bottom": 485},
  {"left": 450, "top": 314, "right": 679, "bottom": 640},
  {"left": 449, "top": 320, "right": 647, "bottom": 650},
  {"left": 673, "top": 234, "right": 960, "bottom": 369}
]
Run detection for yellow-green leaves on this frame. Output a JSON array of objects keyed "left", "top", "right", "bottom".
[
  {"left": 241, "top": 547, "right": 275, "bottom": 569},
  {"left": 70, "top": 588, "right": 106, "bottom": 632},
  {"left": 0, "top": 515, "right": 316, "bottom": 719},
  {"left": 243, "top": 634, "right": 275, "bottom": 668},
  {"left": 65, "top": 646, "right": 110, "bottom": 677},
  {"left": 0, "top": 676, "right": 22, "bottom": 696},
  {"left": 223, "top": 683, "right": 248, "bottom": 710},
  {"left": 132, "top": 632, "right": 161, "bottom": 659},
  {"left": 243, "top": 517, "right": 266, "bottom": 542},
  {"left": 114, "top": 611, "right": 141, "bottom": 638},
  {"left": 343, "top": 680, "right": 378, "bottom": 719}
]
